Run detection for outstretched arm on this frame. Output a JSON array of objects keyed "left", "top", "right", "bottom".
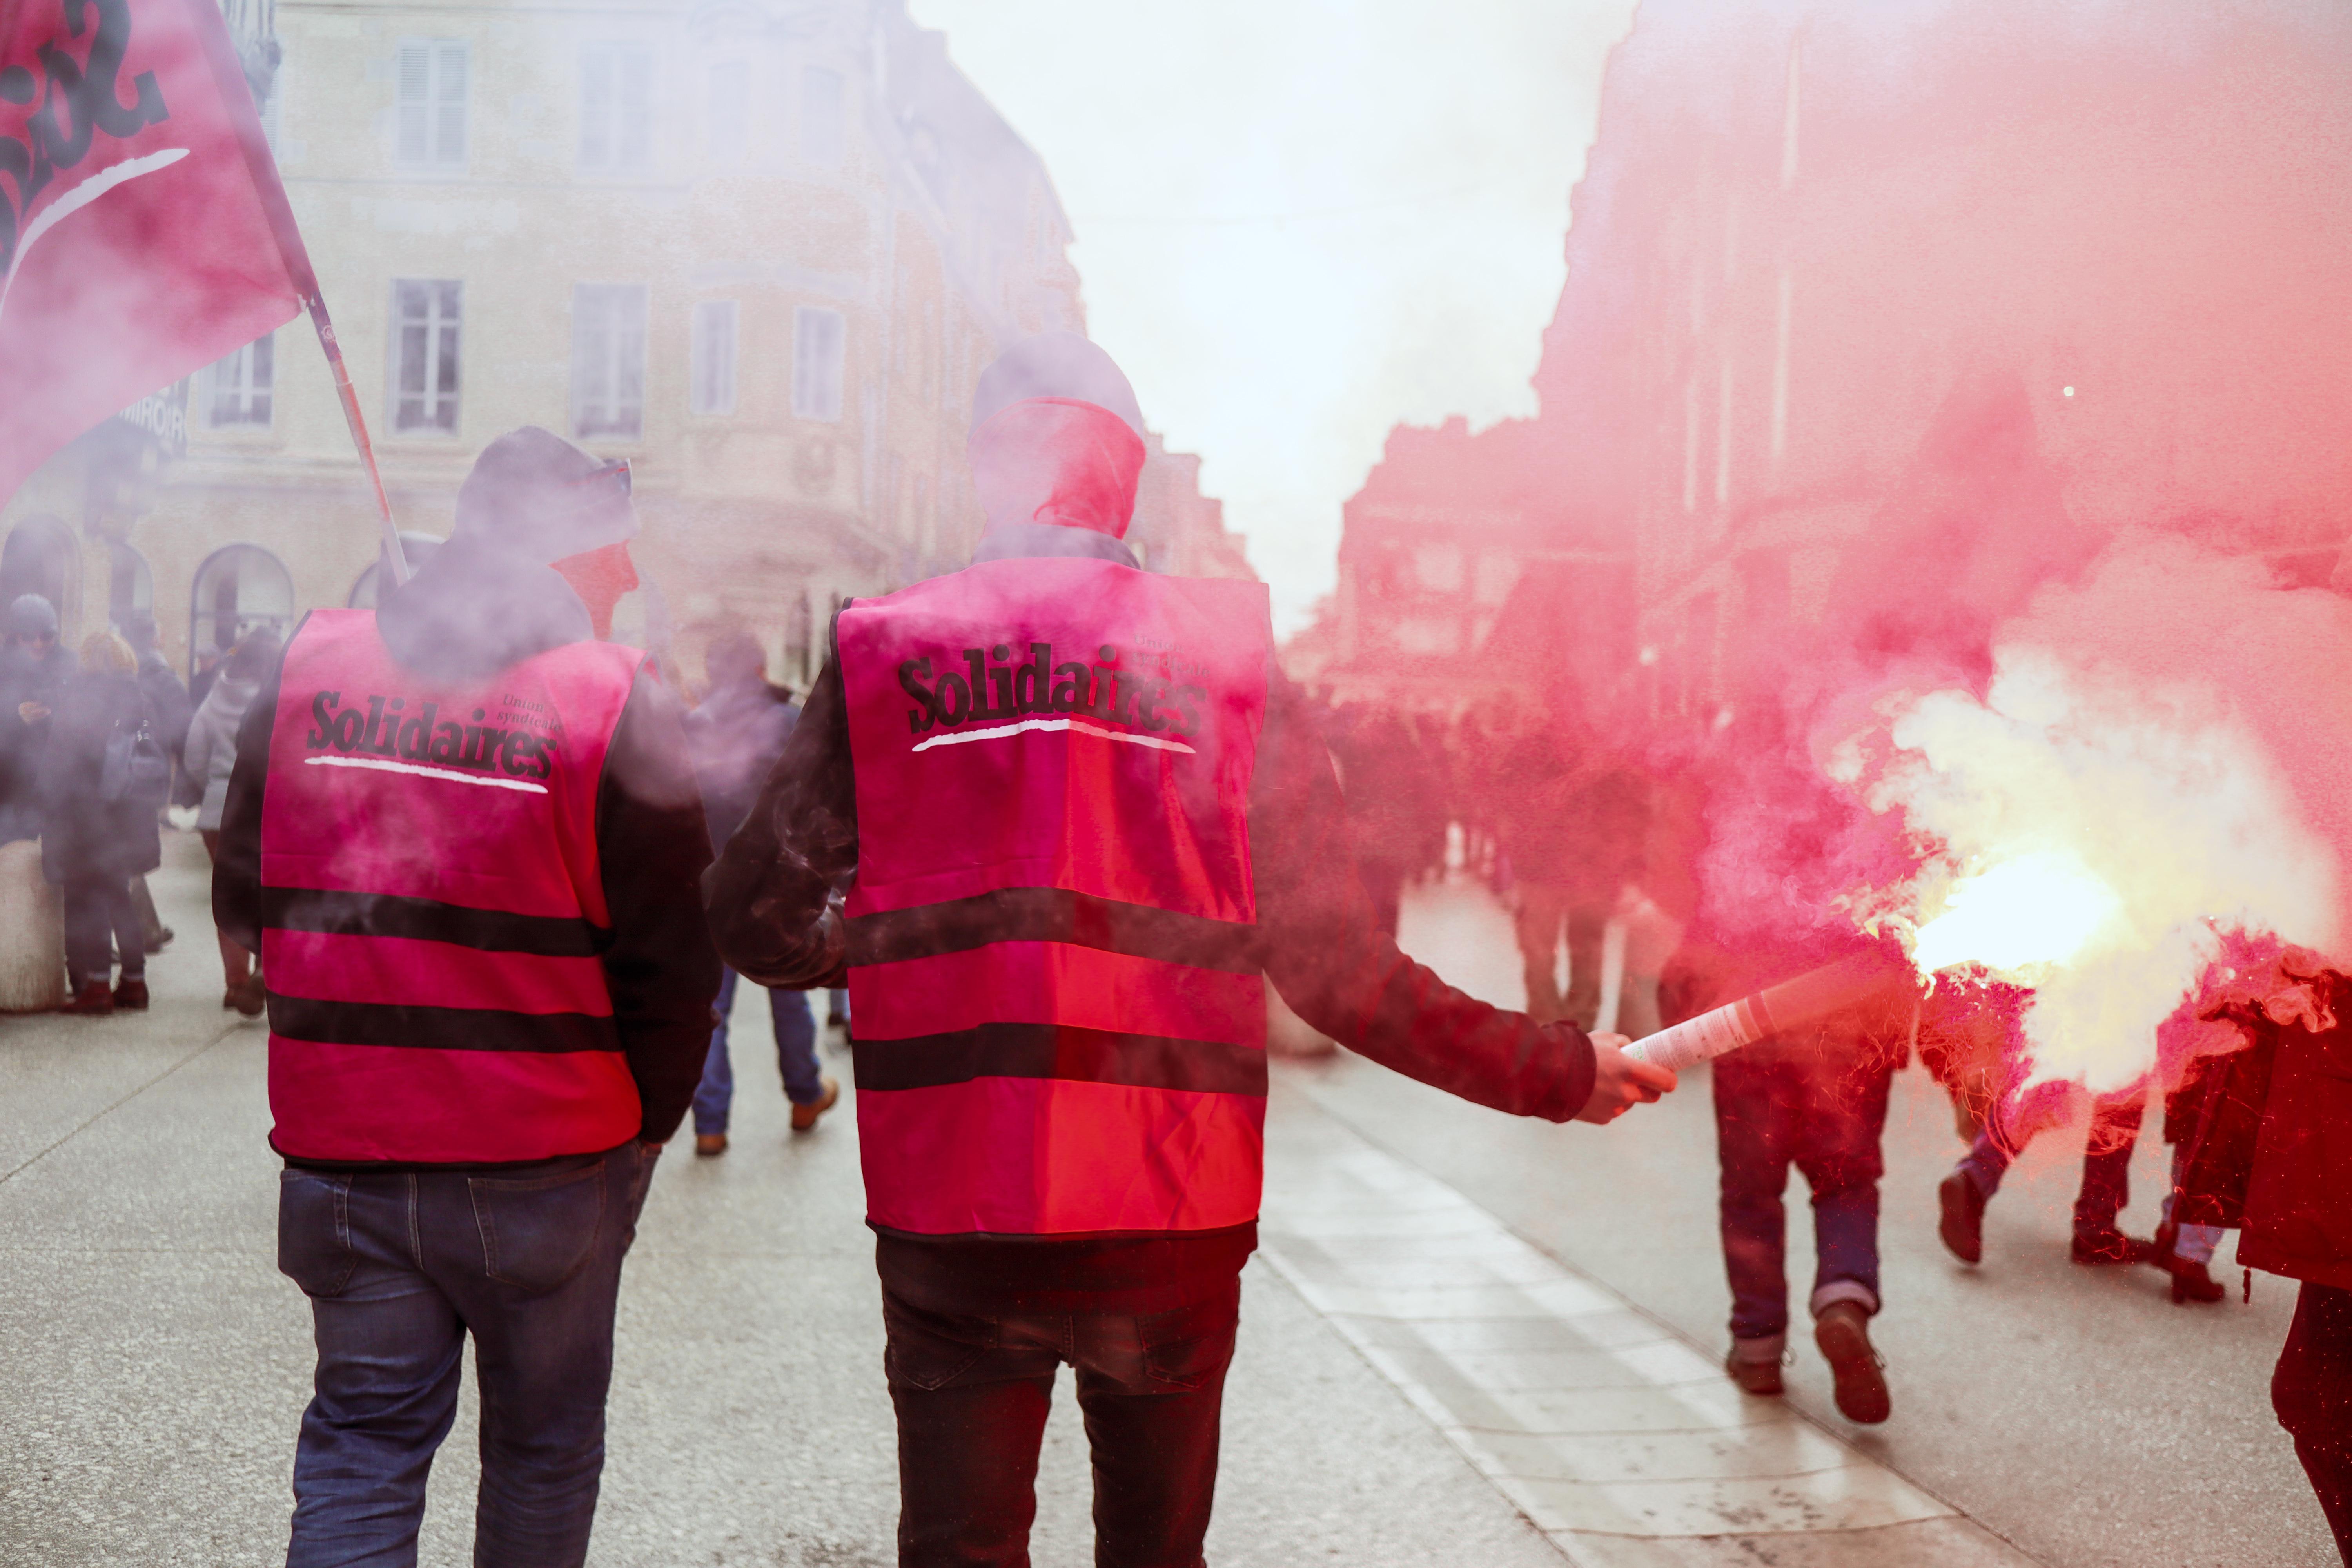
[{"left": 1253, "top": 671, "right": 1670, "bottom": 1123}]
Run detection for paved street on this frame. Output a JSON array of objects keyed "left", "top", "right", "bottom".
[{"left": 0, "top": 834, "right": 2335, "bottom": 1565}]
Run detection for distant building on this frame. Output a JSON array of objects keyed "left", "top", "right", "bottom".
[
  {"left": 0, "top": 0, "right": 1244, "bottom": 690},
  {"left": 1537, "top": 0, "right": 2352, "bottom": 726},
  {"left": 1305, "top": 414, "right": 1632, "bottom": 716},
  {"left": 1318, "top": 0, "right": 2352, "bottom": 728}
]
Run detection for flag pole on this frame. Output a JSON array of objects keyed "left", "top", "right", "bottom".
[
  {"left": 301, "top": 293, "right": 408, "bottom": 586},
  {"left": 183, "top": 0, "right": 409, "bottom": 585}
]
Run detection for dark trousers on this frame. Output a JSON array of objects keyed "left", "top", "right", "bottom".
[
  {"left": 1959, "top": 1093, "right": 2143, "bottom": 1239},
  {"left": 62, "top": 873, "right": 142, "bottom": 990},
  {"left": 1514, "top": 883, "right": 1609, "bottom": 1029},
  {"left": 882, "top": 1274, "right": 1242, "bottom": 1568},
  {"left": 1713, "top": 1051, "right": 1892, "bottom": 1342},
  {"left": 276, "top": 1143, "right": 650, "bottom": 1568},
  {"left": 2277, "top": 1282, "right": 2352, "bottom": 1563}
]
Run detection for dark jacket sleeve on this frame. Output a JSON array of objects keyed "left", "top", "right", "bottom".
[
  {"left": 1253, "top": 669, "right": 1596, "bottom": 1122},
  {"left": 211, "top": 654, "right": 285, "bottom": 955},
  {"left": 597, "top": 669, "right": 724, "bottom": 1144},
  {"left": 701, "top": 651, "right": 857, "bottom": 989}
]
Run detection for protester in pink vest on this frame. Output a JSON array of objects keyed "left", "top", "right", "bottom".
[
  {"left": 213, "top": 426, "right": 720, "bottom": 1568},
  {"left": 703, "top": 334, "right": 1675, "bottom": 1568}
]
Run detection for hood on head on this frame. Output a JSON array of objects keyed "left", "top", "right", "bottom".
[
  {"left": 967, "top": 333, "right": 1149, "bottom": 541},
  {"left": 376, "top": 534, "right": 594, "bottom": 681},
  {"left": 454, "top": 426, "right": 637, "bottom": 566}
]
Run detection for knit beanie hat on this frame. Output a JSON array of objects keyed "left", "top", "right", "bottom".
[{"left": 6, "top": 593, "right": 58, "bottom": 639}]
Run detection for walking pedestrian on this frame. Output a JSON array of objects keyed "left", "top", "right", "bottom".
[
  {"left": 212, "top": 425, "right": 721, "bottom": 1568},
  {"left": 1936, "top": 1087, "right": 2158, "bottom": 1267},
  {"left": 121, "top": 611, "right": 191, "bottom": 954},
  {"left": 1499, "top": 720, "right": 1649, "bottom": 1029},
  {"left": 1328, "top": 704, "right": 1437, "bottom": 936},
  {"left": 2159, "top": 959, "right": 2352, "bottom": 1561},
  {"left": 40, "top": 630, "right": 169, "bottom": 1014},
  {"left": 684, "top": 627, "right": 837, "bottom": 1156},
  {"left": 703, "top": 333, "right": 1675, "bottom": 1568},
  {"left": 1663, "top": 936, "right": 1907, "bottom": 1424},
  {"left": 2, "top": 593, "right": 73, "bottom": 844},
  {"left": 181, "top": 630, "right": 276, "bottom": 1016}
]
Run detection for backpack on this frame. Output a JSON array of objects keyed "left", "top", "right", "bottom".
[{"left": 101, "top": 714, "right": 172, "bottom": 806}]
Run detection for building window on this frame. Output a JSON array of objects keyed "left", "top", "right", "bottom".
[
  {"left": 394, "top": 39, "right": 467, "bottom": 167},
  {"left": 707, "top": 59, "right": 748, "bottom": 168},
  {"left": 390, "top": 279, "right": 461, "bottom": 434},
  {"left": 203, "top": 333, "right": 274, "bottom": 427},
  {"left": 800, "top": 64, "right": 843, "bottom": 168},
  {"left": 572, "top": 284, "right": 648, "bottom": 440},
  {"left": 580, "top": 42, "right": 653, "bottom": 173},
  {"left": 793, "top": 306, "right": 845, "bottom": 422},
  {"left": 691, "top": 300, "right": 738, "bottom": 416}
]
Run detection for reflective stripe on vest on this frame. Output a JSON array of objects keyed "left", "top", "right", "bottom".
[
  {"left": 837, "top": 557, "right": 1273, "bottom": 1237},
  {"left": 259, "top": 609, "right": 644, "bottom": 1163}
]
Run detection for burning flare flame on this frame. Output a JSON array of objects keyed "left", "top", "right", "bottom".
[{"left": 1843, "top": 649, "right": 2337, "bottom": 1093}]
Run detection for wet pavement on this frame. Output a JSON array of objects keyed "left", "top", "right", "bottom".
[{"left": 0, "top": 838, "right": 2331, "bottom": 1565}]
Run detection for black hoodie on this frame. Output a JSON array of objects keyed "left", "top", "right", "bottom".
[{"left": 213, "top": 535, "right": 722, "bottom": 1161}]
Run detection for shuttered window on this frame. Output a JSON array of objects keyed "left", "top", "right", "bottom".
[
  {"left": 692, "top": 300, "right": 738, "bottom": 416},
  {"left": 792, "top": 306, "right": 845, "bottom": 422},
  {"left": 391, "top": 280, "right": 461, "bottom": 434},
  {"left": 394, "top": 40, "right": 466, "bottom": 167},
  {"left": 572, "top": 284, "right": 648, "bottom": 439},
  {"left": 580, "top": 43, "right": 653, "bottom": 172},
  {"left": 205, "top": 334, "right": 274, "bottom": 427}
]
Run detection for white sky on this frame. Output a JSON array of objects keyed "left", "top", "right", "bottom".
[{"left": 906, "top": 1, "right": 1640, "bottom": 634}]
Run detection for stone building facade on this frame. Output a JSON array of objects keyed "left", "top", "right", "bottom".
[
  {"left": 0, "top": 0, "right": 1247, "bottom": 693},
  {"left": 1317, "top": 0, "right": 2352, "bottom": 728}
]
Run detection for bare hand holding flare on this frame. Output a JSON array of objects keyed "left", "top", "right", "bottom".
[{"left": 1577, "top": 1033, "right": 1679, "bottom": 1124}]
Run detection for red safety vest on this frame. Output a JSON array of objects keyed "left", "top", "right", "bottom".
[
  {"left": 838, "top": 555, "right": 1273, "bottom": 1238},
  {"left": 259, "top": 609, "right": 645, "bottom": 1163}
]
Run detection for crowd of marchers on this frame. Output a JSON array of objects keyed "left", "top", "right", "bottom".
[
  {"left": 1318, "top": 619, "right": 2349, "bottom": 1552},
  {"left": 1, "top": 592, "right": 273, "bottom": 1016},
  {"left": 0, "top": 331, "right": 2341, "bottom": 1568}
]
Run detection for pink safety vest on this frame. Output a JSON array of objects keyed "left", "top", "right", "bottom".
[
  {"left": 259, "top": 609, "right": 644, "bottom": 1163},
  {"left": 837, "top": 555, "right": 1273, "bottom": 1238}
]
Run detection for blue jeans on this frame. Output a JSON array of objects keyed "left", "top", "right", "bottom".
[
  {"left": 1714, "top": 1051, "right": 1892, "bottom": 1343},
  {"left": 692, "top": 966, "right": 823, "bottom": 1135},
  {"left": 1958, "top": 1093, "right": 2142, "bottom": 1239},
  {"left": 276, "top": 1143, "right": 651, "bottom": 1568}
]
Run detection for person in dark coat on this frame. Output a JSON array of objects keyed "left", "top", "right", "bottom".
[
  {"left": 2169, "top": 963, "right": 2352, "bottom": 1560},
  {"left": 682, "top": 628, "right": 837, "bottom": 1156},
  {"left": 1327, "top": 705, "right": 1438, "bottom": 937},
  {"left": 40, "top": 630, "right": 166, "bottom": 1013},
  {"left": 120, "top": 612, "right": 191, "bottom": 954},
  {"left": 2, "top": 593, "right": 74, "bottom": 846},
  {"left": 1497, "top": 719, "right": 1650, "bottom": 1029}
]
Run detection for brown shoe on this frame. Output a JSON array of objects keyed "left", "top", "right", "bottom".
[
  {"left": 791, "top": 1077, "right": 841, "bottom": 1132},
  {"left": 111, "top": 979, "right": 150, "bottom": 1011},
  {"left": 1725, "top": 1344, "right": 1785, "bottom": 1396},
  {"left": 60, "top": 982, "right": 114, "bottom": 1016},
  {"left": 694, "top": 1133, "right": 728, "bottom": 1158},
  {"left": 1814, "top": 1302, "right": 1891, "bottom": 1424}
]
